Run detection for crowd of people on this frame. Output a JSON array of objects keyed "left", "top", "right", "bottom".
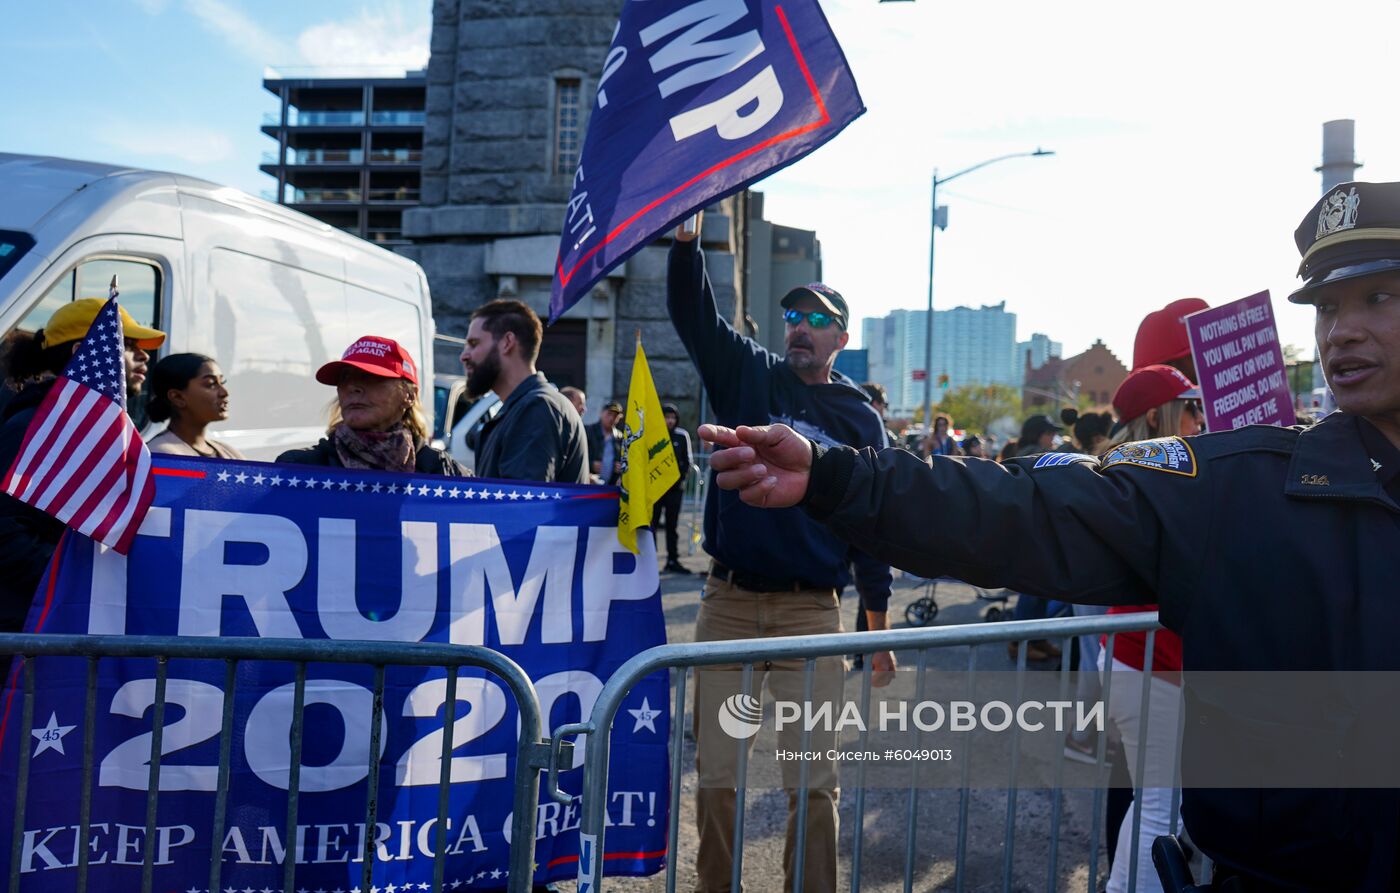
[
  {"left": 0, "top": 296, "right": 707, "bottom": 653},
  {"left": 1, "top": 171, "right": 1393, "bottom": 891}
]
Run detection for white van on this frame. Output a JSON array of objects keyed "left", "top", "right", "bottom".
[{"left": 0, "top": 153, "right": 435, "bottom": 460}]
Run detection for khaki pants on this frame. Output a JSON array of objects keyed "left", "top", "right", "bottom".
[{"left": 692, "top": 576, "right": 844, "bottom": 893}]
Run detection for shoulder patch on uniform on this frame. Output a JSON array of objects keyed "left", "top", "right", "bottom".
[
  {"left": 1100, "top": 437, "right": 1197, "bottom": 478},
  {"left": 1032, "top": 452, "right": 1096, "bottom": 469}
]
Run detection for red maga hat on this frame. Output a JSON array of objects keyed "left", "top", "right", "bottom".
[
  {"left": 315, "top": 335, "right": 418, "bottom": 387},
  {"left": 1132, "top": 298, "right": 1209, "bottom": 370},
  {"left": 1112, "top": 364, "right": 1200, "bottom": 424}
]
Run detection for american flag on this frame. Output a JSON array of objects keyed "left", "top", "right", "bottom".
[{"left": 1, "top": 288, "right": 154, "bottom": 554}]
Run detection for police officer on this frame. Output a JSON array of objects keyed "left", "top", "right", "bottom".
[{"left": 700, "top": 181, "right": 1400, "bottom": 891}]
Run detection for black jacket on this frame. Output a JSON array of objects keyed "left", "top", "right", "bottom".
[
  {"left": 475, "top": 373, "right": 588, "bottom": 483},
  {"left": 804, "top": 412, "right": 1400, "bottom": 890},
  {"left": 276, "top": 437, "right": 466, "bottom": 476},
  {"left": 585, "top": 420, "right": 621, "bottom": 485},
  {"left": 667, "top": 425, "right": 692, "bottom": 492},
  {"left": 0, "top": 381, "right": 66, "bottom": 631},
  {"left": 668, "top": 239, "right": 893, "bottom": 609}
]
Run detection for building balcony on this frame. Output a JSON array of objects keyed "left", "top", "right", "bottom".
[
  {"left": 367, "top": 188, "right": 420, "bottom": 203},
  {"left": 263, "top": 110, "right": 367, "bottom": 127},
  {"left": 262, "top": 149, "right": 365, "bottom": 165},
  {"left": 289, "top": 188, "right": 362, "bottom": 204},
  {"left": 367, "top": 148, "right": 423, "bottom": 165},
  {"left": 367, "top": 227, "right": 407, "bottom": 244},
  {"left": 369, "top": 110, "right": 425, "bottom": 126}
]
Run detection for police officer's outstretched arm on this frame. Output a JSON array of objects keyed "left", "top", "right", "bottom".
[{"left": 703, "top": 423, "right": 1173, "bottom": 605}]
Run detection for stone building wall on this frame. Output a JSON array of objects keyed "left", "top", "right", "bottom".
[{"left": 399, "top": 0, "right": 744, "bottom": 428}]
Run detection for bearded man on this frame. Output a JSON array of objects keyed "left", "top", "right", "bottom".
[{"left": 460, "top": 299, "right": 588, "bottom": 483}]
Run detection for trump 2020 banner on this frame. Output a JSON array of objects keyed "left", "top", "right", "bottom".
[
  {"left": 549, "top": 0, "right": 865, "bottom": 321},
  {"left": 0, "top": 456, "right": 669, "bottom": 890}
]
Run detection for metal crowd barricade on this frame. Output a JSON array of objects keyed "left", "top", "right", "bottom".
[
  {"left": 0, "top": 633, "right": 558, "bottom": 893},
  {"left": 560, "top": 613, "right": 1184, "bottom": 893}
]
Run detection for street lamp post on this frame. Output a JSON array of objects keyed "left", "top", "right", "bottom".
[{"left": 921, "top": 148, "right": 1054, "bottom": 433}]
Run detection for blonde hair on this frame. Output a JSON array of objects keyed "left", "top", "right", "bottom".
[
  {"left": 326, "top": 379, "right": 429, "bottom": 442},
  {"left": 1105, "top": 399, "right": 1189, "bottom": 451}
]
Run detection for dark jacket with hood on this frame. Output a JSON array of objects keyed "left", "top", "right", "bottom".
[
  {"left": 667, "top": 239, "right": 893, "bottom": 609},
  {"left": 0, "top": 380, "right": 65, "bottom": 631}
]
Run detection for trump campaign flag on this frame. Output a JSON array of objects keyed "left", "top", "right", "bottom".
[
  {"left": 549, "top": 0, "right": 865, "bottom": 321},
  {"left": 617, "top": 337, "right": 679, "bottom": 553},
  {"left": 1, "top": 292, "right": 154, "bottom": 554},
  {"left": 0, "top": 458, "right": 670, "bottom": 890}
]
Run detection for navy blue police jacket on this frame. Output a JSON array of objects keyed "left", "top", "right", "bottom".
[
  {"left": 803, "top": 411, "right": 1400, "bottom": 890},
  {"left": 667, "top": 239, "right": 893, "bottom": 610}
]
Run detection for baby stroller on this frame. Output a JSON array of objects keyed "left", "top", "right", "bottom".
[
  {"left": 903, "top": 576, "right": 943, "bottom": 626},
  {"left": 903, "top": 578, "right": 1018, "bottom": 626},
  {"left": 977, "top": 588, "right": 1012, "bottom": 622}
]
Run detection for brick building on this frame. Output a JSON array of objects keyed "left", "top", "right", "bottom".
[{"left": 1023, "top": 339, "right": 1128, "bottom": 414}]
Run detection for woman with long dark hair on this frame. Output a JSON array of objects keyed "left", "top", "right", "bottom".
[{"left": 146, "top": 353, "right": 245, "bottom": 459}]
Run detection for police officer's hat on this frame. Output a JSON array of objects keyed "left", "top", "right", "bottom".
[{"left": 1290, "top": 181, "right": 1400, "bottom": 303}]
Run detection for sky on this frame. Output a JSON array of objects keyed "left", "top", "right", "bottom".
[{"left": 6, "top": 0, "right": 1400, "bottom": 363}]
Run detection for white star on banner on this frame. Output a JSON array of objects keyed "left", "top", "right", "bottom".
[
  {"left": 217, "top": 470, "right": 231, "bottom": 482},
  {"left": 417, "top": 484, "right": 430, "bottom": 496},
  {"left": 507, "top": 491, "right": 520, "bottom": 501},
  {"left": 320, "top": 479, "right": 334, "bottom": 490},
  {"left": 627, "top": 697, "right": 661, "bottom": 733},
  {"left": 252, "top": 474, "right": 266, "bottom": 485},
  {"left": 339, "top": 481, "right": 351, "bottom": 491},
  {"left": 31, "top": 712, "right": 75, "bottom": 757},
  {"left": 433, "top": 485, "right": 445, "bottom": 497},
  {"left": 234, "top": 472, "right": 248, "bottom": 484},
  {"left": 493, "top": 490, "right": 506, "bottom": 500},
  {"left": 449, "top": 488, "right": 460, "bottom": 498},
  {"left": 372, "top": 483, "right": 382, "bottom": 493},
  {"left": 355, "top": 482, "right": 366, "bottom": 492}
]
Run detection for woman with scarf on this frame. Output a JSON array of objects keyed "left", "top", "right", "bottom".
[{"left": 277, "top": 336, "right": 466, "bottom": 476}]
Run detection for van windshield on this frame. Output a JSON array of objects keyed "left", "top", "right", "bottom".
[{"left": 0, "top": 231, "right": 35, "bottom": 283}]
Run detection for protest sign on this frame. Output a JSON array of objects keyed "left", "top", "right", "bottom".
[
  {"left": 549, "top": 0, "right": 866, "bottom": 321},
  {"left": 1186, "top": 291, "right": 1297, "bottom": 432},
  {"left": 0, "top": 457, "right": 669, "bottom": 890}
]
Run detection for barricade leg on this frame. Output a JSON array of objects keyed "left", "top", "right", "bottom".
[
  {"left": 770, "top": 655, "right": 842, "bottom": 893},
  {"left": 692, "top": 664, "right": 762, "bottom": 892}
]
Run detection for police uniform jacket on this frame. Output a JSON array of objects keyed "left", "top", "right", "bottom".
[{"left": 803, "top": 411, "right": 1400, "bottom": 890}]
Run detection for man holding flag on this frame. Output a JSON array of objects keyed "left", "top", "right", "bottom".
[
  {"left": 0, "top": 290, "right": 165, "bottom": 645},
  {"left": 670, "top": 215, "right": 894, "bottom": 893},
  {"left": 544, "top": 1, "right": 877, "bottom": 887}
]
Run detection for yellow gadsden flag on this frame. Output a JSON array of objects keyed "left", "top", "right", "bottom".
[{"left": 617, "top": 336, "right": 680, "bottom": 553}]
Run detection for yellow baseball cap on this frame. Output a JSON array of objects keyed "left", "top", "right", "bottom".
[{"left": 42, "top": 299, "right": 166, "bottom": 350}]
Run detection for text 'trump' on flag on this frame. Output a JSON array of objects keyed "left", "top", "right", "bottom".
[{"left": 548, "top": 0, "right": 865, "bottom": 321}]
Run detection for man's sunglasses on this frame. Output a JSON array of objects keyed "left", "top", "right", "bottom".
[{"left": 783, "top": 308, "right": 842, "bottom": 329}]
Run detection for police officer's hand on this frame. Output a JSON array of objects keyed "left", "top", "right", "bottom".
[{"left": 700, "top": 423, "right": 812, "bottom": 508}]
